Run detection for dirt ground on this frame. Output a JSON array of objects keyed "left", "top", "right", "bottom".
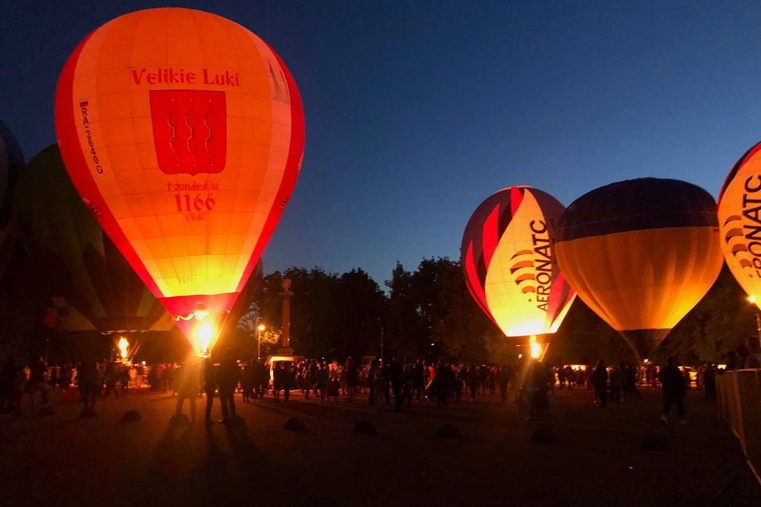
[{"left": 1, "top": 387, "right": 759, "bottom": 507}]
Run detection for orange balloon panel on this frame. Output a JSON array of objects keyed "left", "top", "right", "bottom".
[
  {"left": 718, "top": 140, "right": 761, "bottom": 303},
  {"left": 54, "top": 8, "right": 304, "bottom": 333}
]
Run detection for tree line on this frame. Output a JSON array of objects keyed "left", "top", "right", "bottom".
[{"left": 227, "top": 259, "right": 755, "bottom": 366}]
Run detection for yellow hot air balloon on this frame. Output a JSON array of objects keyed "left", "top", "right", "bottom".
[
  {"left": 556, "top": 178, "right": 723, "bottom": 362},
  {"left": 718, "top": 140, "right": 761, "bottom": 304}
]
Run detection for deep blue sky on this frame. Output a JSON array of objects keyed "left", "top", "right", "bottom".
[{"left": 3, "top": 1, "right": 761, "bottom": 286}]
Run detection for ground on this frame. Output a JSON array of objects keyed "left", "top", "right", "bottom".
[{"left": 1, "top": 387, "right": 759, "bottom": 507}]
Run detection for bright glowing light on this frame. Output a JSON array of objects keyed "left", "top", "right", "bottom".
[
  {"left": 749, "top": 295, "right": 757, "bottom": 304},
  {"left": 258, "top": 324, "right": 266, "bottom": 332},
  {"left": 118, "top": 337, "right": 129, "bottom": 360},
  {"left": 196, "top": 323, "right": 214, "bottom": 356},
  {"left": 529, "top": 335, "right": 542, "bottom": 359},
  {"left": 643, "top": 359, "right": 649, "bottom": 364}
]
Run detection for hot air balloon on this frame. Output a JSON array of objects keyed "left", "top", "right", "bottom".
[
  {"left": 461, "top": 186, "right": 576, "bottom": 358},
  {"left": 556, "top": 178, "right": 723, "bottom": 362},
  {"left": 55, "top": 8, "right": 304, "bottom": 356},
  {"left": 718, "top": 140, "right": 761, "bottom": 305},
  {"left": 13, "top": 145, "right": 174, "bottom": 335}
]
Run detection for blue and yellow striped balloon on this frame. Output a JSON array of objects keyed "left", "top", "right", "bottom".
[{"left": 556, "top": 178, "right": 722, "bottom": 362}]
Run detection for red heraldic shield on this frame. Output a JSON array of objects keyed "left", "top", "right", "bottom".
[{"left": 150, "top": 90, "right": 227, "bottom": 176}]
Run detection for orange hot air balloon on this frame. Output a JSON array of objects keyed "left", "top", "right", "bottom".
[
  {"left": 461, "top": 186, "right": 576, "bottom": 356},
  {"left": 718, "top": 140, "right": 761, "bottom": 303},
  {"left": 556, "top": 178, "right": 723, "bottom": 362},
  {"left": 55, "top": 8, "right": 304, "bottom": 355}
]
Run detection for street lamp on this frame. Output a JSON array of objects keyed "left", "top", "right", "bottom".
[{"left": 257, "top": 323, "right": 266, "bottom": 360}]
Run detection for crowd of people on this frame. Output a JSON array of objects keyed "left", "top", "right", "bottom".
[{"left": 0, "top": 347, "right": 753, "bottom": 424}]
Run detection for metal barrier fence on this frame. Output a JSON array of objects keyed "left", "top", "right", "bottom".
[{"left": 717, "top": 369, "right": 761, "bottom": 486}]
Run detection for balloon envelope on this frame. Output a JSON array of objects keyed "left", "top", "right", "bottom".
[
  {"left": 556, "top": 178, "right": 723, "bottom": 361},
  {"left": 461, "top": 186, "right": 576, "bottom": 340},
  {"left": 13, "top": 145, "right": 173, "bottom": 334},
  {"left": 718, "top": 140, "right": 761, "bottom": 304},
  {"left": 54, "top": 8, "right": 304, "bottom": 353}
]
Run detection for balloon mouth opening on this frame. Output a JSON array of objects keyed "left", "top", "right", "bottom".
[
  {"left": 528, "top": 335, "right": 550, "bottom": 361},
  {"left": 173, "top": 304, "right": 228, "bottom": 357}
]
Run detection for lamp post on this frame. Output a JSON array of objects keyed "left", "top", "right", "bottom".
[
  {"left": 257, "top": 323, "right": 265, "bottom": 361},
  {"left": 748, "top": 295, "right": 761, "bottom": 348},
  {"left": 279, "top": 278, "right": 294, "bottom": 352}
]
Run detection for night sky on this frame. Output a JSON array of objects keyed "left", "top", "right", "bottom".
[{"left": 3, "top": 0, "right": 761, "bottom": 285}]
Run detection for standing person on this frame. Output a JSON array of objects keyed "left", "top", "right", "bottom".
[
  {"left": 202, "top": 358, "right": 217, "bottom": 425},
  {"left": 135, "top": 362, "right": 144, "bottom": 388},
  {"left": 307, "top": 360, "right": 318, "bottom": 400},
  {"left": 479, "top": 365, "right": 489, "bottom": 395},
  {"left": 49, "top": 364, "right": 59, "bottom": 391},
  {"left": 545, "top": 365, "right": 555, "bottom": 395},
  {"left": 527, "top": 361, "right": 549, "bottom": 419},
  {"left": 147, "top": 363, "right": 158, "bottom": 391},
  {"left": 435, "top": 362, "right": 454, "bottom": 408},
  {"left": 402, "top": 357, "right": 414, "bottom": 408},
  {"left": 299, "top": 361, "right": 310, "bottom": 400},
  {"left": 625, "top": 362, "right": 641, "bottom": 399},
  {"left": 60, "top": 363, "right": 72, "bottom": 391},
  {"left": 453, "top": 365, "right": 464, "bottom": 403},
  {"left": 283, "top": 363, "right": 294, "bottom": 401},
  {"left": 103, "top": 362, "right": 120, "bottom": 399},
  {"left": 346, "top": 358, "right": 359, "bottom": 403},
  {"left": 609, "top": 365, "right": 623, "bottom": 403},
  {"left": 388, "top": 354, "right": 404, "bottom": 412},
  {"left": 78, "top": 361, "right": 100, "bottom": 415},
  {"left": 367, "top": 359, "right": 378, "bottom": 407},
  {"left": 467, "top": 364, "right": 479, "bottom": 402},
  {"left": 273, "top": 362, "right": 284, "bottom": 402},
  {"left": 591, "top": 359, "right": 608, "bottom": 408},
  {"left": 28, "top": 357, "right": 50, "bottom": 413},
  {"left": 120, "top": 364, "right": 130, "bottom": 396},
  {"left": 241, "top": 361, "right": 253, "bottom": 402},
  {"left": 489, "top": 366, "right": 497, "bottom": 395},
  {"left": 660, "top": 356, "right": 688, "bottom": 425},
  {"left": 216, "top": 350, "right": 239, "bottom": 423},
  {"left": 703, "top": 363, "right": 716, "bottom": 401},
  {"left": 459, "top": 364, "right": 469, "bottom": 400},
  {"left": 498, "top": 365, "right": 509, "bottom": 404},
  {"left": 316, "top": 361, "right": 329, "bottom": 403},
  {"left": 413, "top": 360, "right": 424, "bottom": 401},
  {"left": 175, "top": 359, "right": 201, "bottom": 423},
  {"left": 373, "top": 361, "right": 387, "bottom": 410}
]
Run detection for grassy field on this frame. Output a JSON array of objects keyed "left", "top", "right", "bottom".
[{"left": 1, "top": 386, "right": 759, "bottom": 507}]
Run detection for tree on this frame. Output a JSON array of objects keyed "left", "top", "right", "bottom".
[
  {"left": 333, "top": 268, "right": 384, "bottom": 358},
  {"left": 385, "top": 258, "right": 494, "bottom": 363},
  {"left": 662, "top": 266, "right": 754, "bottom": 363}
]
